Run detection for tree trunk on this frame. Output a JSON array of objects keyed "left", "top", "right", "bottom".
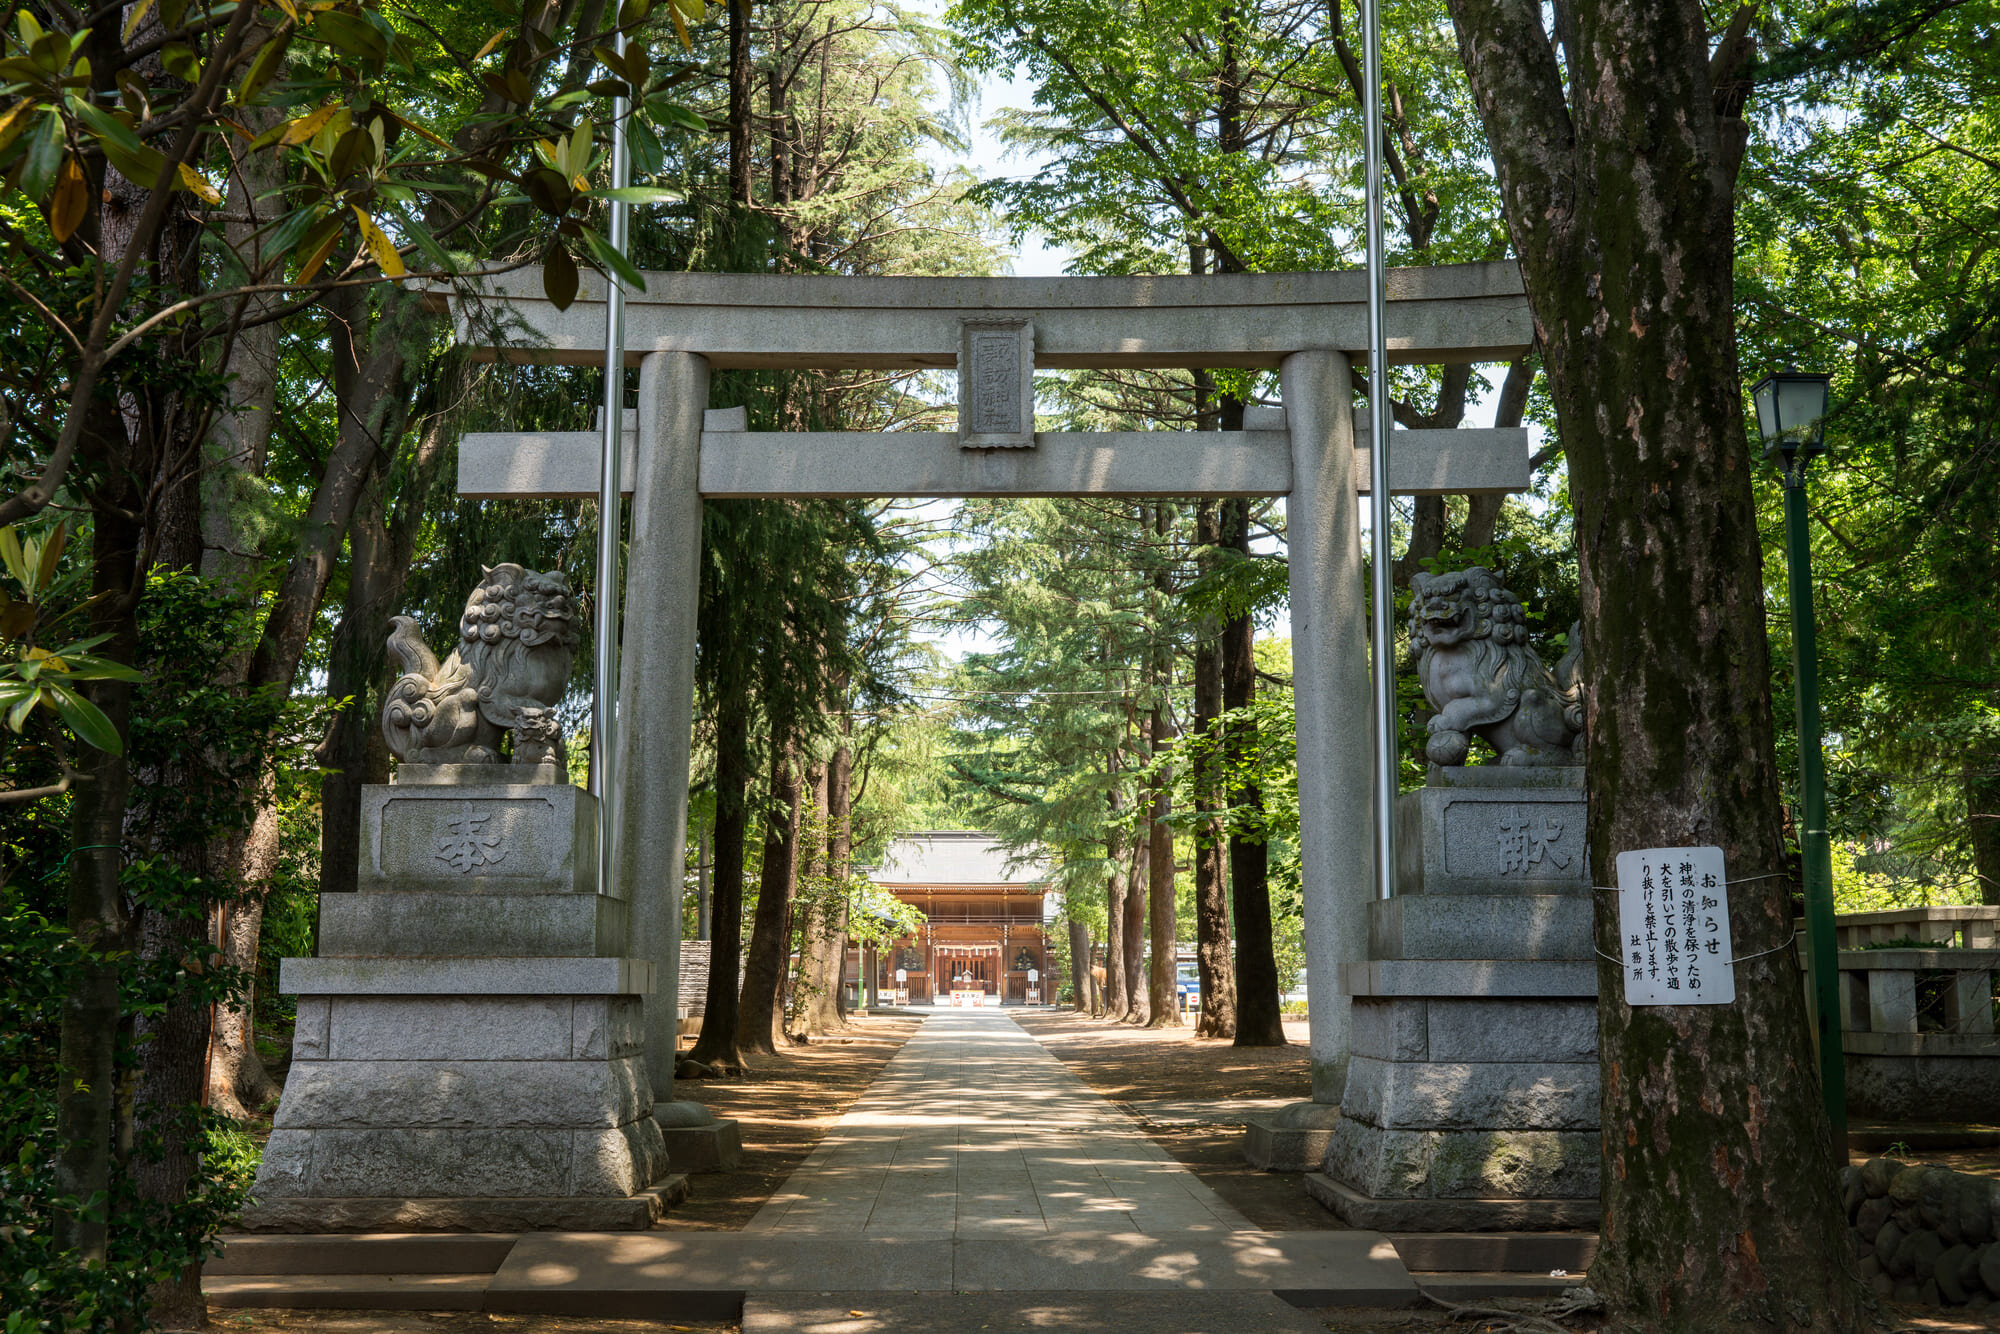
[
  {"left": 1122, "top": 825, "right": 1150, "bottom": 1024},
  {"left": 1221, "top": 497, "right": 1285, "bottom": 1046},
  {"left": 688, "top": 686, "right": 752, "bottom": 1068},
  {"left": 697, "top": 818, "right": 712, "bottom": 940},
  {"left": 795, "top": 762, "right": 844, "bottom": 1037},
  {"left": 1969, "top": 763, "right": 2000, "bottom": 907},
  {"left": 1190, "top": 503, "right": 1236, "bottom": 1039},
  {"left": 827, "top": 727, "right": 853, "bottom": 1018},
  {"left": 739, "top": 739, "right": 801, "bottom": 1056},
  {"left": 1145, "top": 501, "right": 1181, "bottom": 1029},
  {"left": 1146, "top": 697, "right": 1180, "bottom": 1028},
  {"left": 1444, "top": 1, "right": 1866, "bottom": 1324},
  {"left": 55, "top": 477, "right": 141, "bottom": 1262},
  {"left": 1102, "top": 779, "right": 1130, "bottom": 1021},
  {"left": 728, "top": 0, "right": 753, "bottom": 207},
  {"left": 1068, "top": 917, "right": 1091, "bottom": 1013}
]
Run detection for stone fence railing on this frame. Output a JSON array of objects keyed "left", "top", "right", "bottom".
[
  {"left": 1831, "top": 909, "right": 2000, "bottom": 1122},
  {"left": 1832, "top": 905, "right": 2000, "bottom": 951}
]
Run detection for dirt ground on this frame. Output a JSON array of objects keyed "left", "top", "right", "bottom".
[
  {"left": 658, "top": 1011, "right": 923, "bottom": 1230},
  {"left": 1008, "top": 1007, "right": 1337, "bottom": 1230}
]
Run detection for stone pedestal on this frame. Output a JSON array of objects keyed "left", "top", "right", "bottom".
[
  {"left": 243, "top": 778, "right": 686, "bottom": 1231},
  {"left": 1310, "top": 766, "right": 1601, "bottom": 1231}
]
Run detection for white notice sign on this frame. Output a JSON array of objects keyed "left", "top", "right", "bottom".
[{"left": 1614, "top": 846, "right": 1735, "bottom": 1006}]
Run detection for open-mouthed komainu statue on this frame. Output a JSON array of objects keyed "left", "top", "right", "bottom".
[
  {"left": 381, "top": 564, "right": 578, "bottom": 771},
  {"left": 1408, "top": 566, "right": 1583, "bottom": 767}
]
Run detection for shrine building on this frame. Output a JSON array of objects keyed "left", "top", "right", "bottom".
[{"left": 855, "top": 832, "right": 1050, "bottom": 1006}]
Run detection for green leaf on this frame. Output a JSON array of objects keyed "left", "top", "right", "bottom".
[
  {"left": 521, "top": 165, "right": 572, "bottom": 216},
  {"left": 4, "top": 684, "right": 38, "bottom": 733},
  {"left": 45, "top": 682, "right": 121, "bottom": 754},
  {"left": 19, "top": 109, "right": 62, "bottom": 201},
  {"left": 586, "top": 185, "right": 682, "bottom": 204},
  {"left": 577, "top": 223, "right": 647, "bottom": 292},
  {"left": 53, "top": 654, "right": 143, "bottom": 682},
  {"left": 0, "top": 526, "right": 28, "bottom": 588},
  {"left": 261, "top": 204, "right": 322, "bottom": 265},
  {"left": 543, "top": 242, "right": 578, "bottom": 310},
  {"left": 313, "top": 11, "right": 389, "bottom": 63},
  {"left": 627, "top": 118, "right": 663, "bottom": 178},
  {"left": 236, "top": 24, "right": 293, "bottom": 105}
]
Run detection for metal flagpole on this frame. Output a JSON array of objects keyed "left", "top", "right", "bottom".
[
  {"left": 592, "top": 32, "right": 633, "bottom": 899},
  {"left": 1361, "top": 0, "right": 1396, "bottom": 902}
]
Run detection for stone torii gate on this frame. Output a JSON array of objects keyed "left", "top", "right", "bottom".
[{"left": 453, "top": 263, "right": 1533, "bottom": 1112}]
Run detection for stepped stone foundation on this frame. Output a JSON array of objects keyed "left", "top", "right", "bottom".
[
  {"left": 242, "top": 774, "right": 691, "bottom": 1231},
  {"left": 1308, "top": 766, "right": 1602, "bottom": 1231}
]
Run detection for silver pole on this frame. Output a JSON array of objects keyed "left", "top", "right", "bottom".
[
  {"left": 1361, "top": 0, "right": 1395, "bottom": 902},
  {"left": 591, "top": 35, "right": 633, "bottom": 900}
]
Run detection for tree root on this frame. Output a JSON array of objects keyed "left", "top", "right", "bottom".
[{"left": 1416, "top": 1284, "right": 1592, "bottom": 1334}]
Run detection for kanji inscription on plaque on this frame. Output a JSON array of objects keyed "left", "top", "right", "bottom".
[
  {"left": 958, "top": 318, "right": 1035, "bottom": 448},
  {"left": 436, "top": 802, "right": 509, "bottom": 874},
  {"left": 1615, "top": 845, "right": 1735, "bottom": 1006}
]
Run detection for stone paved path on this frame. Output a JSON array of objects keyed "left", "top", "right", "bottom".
[{"left": 745, "top": 1008, "right": 1255, "bottom": 1236}]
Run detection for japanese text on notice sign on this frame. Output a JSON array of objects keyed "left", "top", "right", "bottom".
[{"left": 1614, "top": 846, "right": 1735, "bottom": 1006}]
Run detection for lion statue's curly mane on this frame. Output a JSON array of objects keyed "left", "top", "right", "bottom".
[
  {"left": 381, "top": 564, "right": 579, "bottom": 767},
  {"left": 1408, "top": 566, "right": 1583, "bottom": 767}
]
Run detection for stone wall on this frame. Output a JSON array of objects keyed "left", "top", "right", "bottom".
[{"left": 1846, "top": 1158, "right": 2000, "bottom": 1309}]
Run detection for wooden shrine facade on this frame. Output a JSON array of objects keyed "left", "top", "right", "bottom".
[{"left": 854, "top": 832, "right": 1050, "bottom": 1006}]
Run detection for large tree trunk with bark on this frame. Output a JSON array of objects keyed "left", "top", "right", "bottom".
[
  {"left": 1969, "top": 764, "right": 2000, "bottom": 907},
  {"left": 1221, "top": 495, "right": 1285, "bottom": 1046},
  {"left": 1102, "top": 778, "right": 1130, "bottom": 1021},
  {"left": 1121, "top": 822, "right": 1150, "bottom": 1024},
  {"left": 55, "top": 473, "right": 141, "bottom": 1264},
  {"left": 795, "top": 762, "right": 845, "bottom": 1037},
  {"left": 1444, "top": 1, "right": 1867, "bottom": 1326},
  {"left": 827, "top": 729, "right": 854, "bottom": 1018},
  {"left": 1190, "top": 504, "right": 1236, "bottom": 1038},
  {"left": 688, "top": 687, "right": 752, "bottom": 1068},
  {"left": 1068, "top": 917, "right": 1091, "bottom": 1013},
  {"left": 739, "top": 739, "right": 802, "bottom": 1056},
  {"left": 1145, "top": 698, "right": 1180, "bottom": 1029}
]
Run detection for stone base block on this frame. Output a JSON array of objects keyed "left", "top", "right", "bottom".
[
  {"left": 1339, "top": 1054, "right": 1599, "bottom": 1132},
  {"left": 1242, "top": 1101, "right": 1342, "bottom": 1172},
  {"left": 1324, "top": 1118, "right": 1599, "bottom": 1202},
  {"left": 1394, "top": 772, "right": 1588, "bottom": 896},
  {"left": 293, "top": 994, "right": 645, "bottom": 1064},
  {"left": 361, "top": 782, "right": 597, "bottom": 895},
  {"left": 1369, "top": 895, "right": 1591, "bottom": 962},
  {"left": 1350, "top": 996, "right": 1598, "bottom": 1066},
  {"left": 273, "top": 1056, "right": 652, "bottom": 1131},
  {"left": 256, "top": 1117, "right": 668, "bottom": 1201},
  {"left": 659, "top": 1119, "right": 743, "bottom": 1173},
  {"left": 1307, "top": 1172, "right": 1599, "bottom": 1232},
  {"left": 319, "top": 891, "right": 628, "bottom": 958},
  {"left": 237, "top": 1175, "right": 689, "bottom": 1233}
]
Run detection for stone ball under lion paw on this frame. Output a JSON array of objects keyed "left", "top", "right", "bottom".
[{"left": 1426, "top": 730, "right": 1471, "bottom": 766}]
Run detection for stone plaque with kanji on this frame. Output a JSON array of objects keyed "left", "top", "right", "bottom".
[{"left": 958, "top": 318, "right": 1035, "bottom": 448}]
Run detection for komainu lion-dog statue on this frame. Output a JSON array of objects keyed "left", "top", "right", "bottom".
[
  {"left": 381, "top": 564, "right": 579, "bottom": 773},
  {"left": 1407, "top": 566, "right": 1583, "bottom": 767}
]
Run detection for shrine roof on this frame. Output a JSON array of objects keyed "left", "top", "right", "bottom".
[{"left": 866, "top": 832, "right": 1049, "bottom": 888}]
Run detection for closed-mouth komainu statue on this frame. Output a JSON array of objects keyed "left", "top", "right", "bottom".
[
  {"left": 380, "top": 564, "right": 579, "bottom": 771},
  {"left": 1407, "top": 566, "right": 1583, "bottom": 767}
]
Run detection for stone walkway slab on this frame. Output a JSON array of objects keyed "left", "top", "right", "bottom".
[
  {"left": 747, "top": 1009, "right": 1254, "bottom": 1235},
  {"left": 740, "top": 1291, "right": 1336, "bottom": 1333},
  {"left": 481, "top": 1231, "right": 1416, "bottom": 1316}
]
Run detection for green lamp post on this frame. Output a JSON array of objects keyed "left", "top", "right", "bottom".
[{"left": 1750, "top": 369, "right": 1845, "bottom": 1154}]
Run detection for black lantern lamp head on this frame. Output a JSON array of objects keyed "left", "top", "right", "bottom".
[{"left": 1751, "top": 371, "right": 1832, "bottom": 478}]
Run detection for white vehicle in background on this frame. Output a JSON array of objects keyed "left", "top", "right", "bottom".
[{"left": 1281, "top": 969, "right": 1308, "bottom": 1010}]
